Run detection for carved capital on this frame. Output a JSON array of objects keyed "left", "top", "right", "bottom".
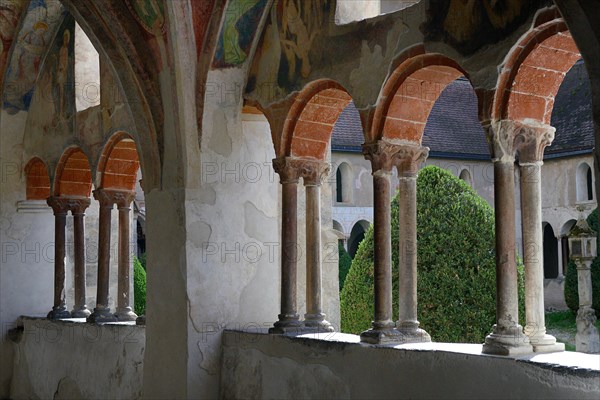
[
  {"left": 66, "top": 197, "right": 92, "bottom": 215},
  {"left": 394, "top": 145, "right": 429, "bottom": 178},
  {"left": 93, "top": 189, "right": 135, "bottom": 208},
  {"left": 363, "top": 140, "right": 428, "bottom": 176},
  {"left": 298, "top": 160, "right": 330, "bottom": 186},
  {"left": 487, "top": 119, "right": 555, "bottom": 163},
  {"left": 46, "top": 197, "right": 70, "bottom": 215}
]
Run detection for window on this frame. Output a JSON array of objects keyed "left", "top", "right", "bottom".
[
  {"left": 576, "top": 162, "right": 594, "bottom": 202},
  {"left": 459, "top": 169, "right": 472, "bottom": 187},
  {"left": 335, "top": 163, "right": 353, "bottom": 204}
]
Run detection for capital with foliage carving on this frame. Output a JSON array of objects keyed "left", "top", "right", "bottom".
[
  {"left": 66, "top": 197, "right": 92, "bottom": 215},
  {"left": 514, "top": 121, "right": 555, "bottom": 164},
  {"left": 394, "top": 144, "right": 429, "bottom": 178},
  {"left": 363, "top": 140, "right": 428, "bottom": 177},
  {"left": 46, "top": 196, "right": 71, "bottom": 215}
]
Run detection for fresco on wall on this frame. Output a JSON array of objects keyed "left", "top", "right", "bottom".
[
  {"left": 2, "top": 0, "right": 64, "bottom": 113},
  {"left": 421, "top": 0, "right": 545, "bottom": 55},
  {"left": 247, "top": 0, "right": 330, "bottom": 97},
  {"left": 125, "top": 0, "right": 165, "bottom": 36},
  {"left": 48, "top": 14, "right": 74, "bottom": 123},
  {"left": 213, "top": 0, "right": 268, "bottom": 68},
  {"left": 0, "top": 0, "right": 29, "bottom": 89}
]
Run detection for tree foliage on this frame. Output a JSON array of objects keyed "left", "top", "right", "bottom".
[
  {"left": 338, "top": 242, "right": 353, "bottom": 291},
  {"left": 134, "top": 256, "right": 147, "bottom": 316}
]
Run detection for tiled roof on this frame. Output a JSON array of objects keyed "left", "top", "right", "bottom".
[
  {"left": 547, "top": 60, "right": 594, "bottom": 157},
  {"left": 332, "top": 63, "right": 594, "bottom": 159}
]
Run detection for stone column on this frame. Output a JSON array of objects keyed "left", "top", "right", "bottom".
[
  {"left": 395, "top": 145, "right": 431, "bottom": 343},
  {"left": 517, "top": 122, "right": 563, "bottom": 353},
  {"left": 115, "top": 191, "right": 138, "bottom": 321},
  {"left": 69, "top": 198, "right": 92, "bottom": 318},
  {"left": 360, "top": 141, "right": 402, "bottom": 344},
  {"left": 88, "top": 189, "right": 118, "bottom": 323},
  {"left": 270, "top": 157, "right": 302, "bottom": 333},
  {"left": 575, "top": 258, "right": 600, "bottom": 353},
  {"left": 47, "top": 197, "right": 71, "bottom": 319},
  {"left": 483, "top": 120, "right": 533, "bottom": 355},
  {"left": 301, "top": 160, "right": 334, "bottom": 332},
  {"left": 556, "top": 236, "right": 564, "bottom": 278}
]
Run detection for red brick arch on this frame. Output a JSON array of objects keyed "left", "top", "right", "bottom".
[
  {"left": 98, "top": 132, "right": 140, "bottom": 191},
  {"left": 282, "top": 80, "right": 354, "bottom": 160},
  {"left": 24, "top": 157, "right": 51, "bottom": 200},
  {"left": 54, "top": 147, "right": 93, "bottom": 197},
  {"left": 370, "top": 53, "right": 468, "bottom": 144},
  {"left": 494, "top": 19, "right": 581, "bottom": 123}
]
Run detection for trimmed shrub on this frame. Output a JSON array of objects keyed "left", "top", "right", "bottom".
[
  {"left": 564, "top": 208, "right": 600, "bottom": 317},
  {"left": 134, "top": 256, "right": 147, "bottom": 316},
  {"left": 341, "top": 165, "right": 525, "bottom": 343},
  {"left": 339, "top": 242, "right": 353, "bottom": 291}
]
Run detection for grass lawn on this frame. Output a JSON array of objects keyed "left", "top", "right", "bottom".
[{"left": 545, "top": 310, "right": 600, "bottom": 351}]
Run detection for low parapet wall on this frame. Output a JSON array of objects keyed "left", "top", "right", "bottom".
[
  {"left": 9, "top": 317, "right": 145, "bottom": 400},
  {"left": 221, "top": 331, "right": 600, "bottom": 399}
]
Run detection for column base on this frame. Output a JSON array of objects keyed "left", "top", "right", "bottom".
[
  {"left": 87, "top": 307, "right": 118, "bottom": 323},
  {"left": 304, "top": 313, "right": 334, "bottom": 333},
  {"left": 482, "top": 324, "right": 533, "bottom": 356},
  {"left": 360, "top": 321, "right": 403, "bottom": 345},
  {"left": 136, "top": 315, "right": 146, "bottom": 325},
  {"left": 396, "top": 321, "right": 431, "bottom": 343},
  {"left": 115, "top": 307, "right": 138, "bottom": 321},
  {"left": 71, "top": 306, "right": 91, "bottom": 318},
  {"left": 527, "top": 333, "right": 565, "bottom": 353},
  {"left": 47, "top": 307, "right": 71, "bottom": 320},
  {"left": 269, "top": 313, "right": 303, "bottom": 334}
]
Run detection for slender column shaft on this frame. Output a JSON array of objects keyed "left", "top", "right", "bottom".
[
  {"left": 495, "top": 161, "right": 520, "bottom": 329},
  {"left": 397, "top": 177, "right": 417, "bottom": 324},
  {"left": 88, "top": 189, "right": 117, "bottom": 323},
  {"left": 521, "top": 163, "right": 547, "bottom": 339},
  {"left": 71, "top": 206, "right": 91, "bottom": 318},
  {"left": 270, "top": 158, "right": 302, "bottom": 334},
  {"left": 115, "top": 195, "right": 137, "bottom": 321},
  {"left": 556, "top": 237, "right": 564, "bottom": 278},
  {"left": 47, "top": 197, "right": 70, "bottom": 319},
  {"left": 372, "top": 171, "right": 394, "bottom": 328}
]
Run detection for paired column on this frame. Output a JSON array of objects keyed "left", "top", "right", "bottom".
[
  {"left": 88, "top": 189, "right": 137, "bottom": 323},
  {"left": 483, "top": 120, "right": 533, "bottom": 355},
  {"left": 360, "top": 141, "right": 402, "bottom": 344},
  {"left": 517, "top": 122, "right": 563, "bottom": 352},
  {"left": 47, "top": 197, "right": 71, "bottom": 319},
  {"left": 270, "top": 158, "right": 303, "bottom": 333},
  {"left": 395, "top": 145, "right": 431, "bottom": 343},
  {"left": 302, "top": 160, "right": 333, "bottom": 332},
  {"left": 69, "top": 198, "right": 92, "bottom": 318}
]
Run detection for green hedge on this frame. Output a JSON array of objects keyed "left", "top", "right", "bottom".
[
  {"left": 134, "top": 256, "right": 147, "bottom": 316},
  {"left": 338, "top": 242, "right": 353, "bottom": 291},
  {"left": 564, "top": 208, "right": 600, "bottom": 317},
  {"left": 340, "top": 165, "right": 525, "bottom": 343}
]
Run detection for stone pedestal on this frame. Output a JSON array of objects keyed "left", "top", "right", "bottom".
[
  {"left": 575, "top": 260, "right": 600, "bottom": 353},
  {"left": 483, "top": 120, "right": 532, "bottom": 355},
  {"left": 360, "top": 141, "right": 402, "bottom": 344}
]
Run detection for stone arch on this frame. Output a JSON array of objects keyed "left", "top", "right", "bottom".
[
  {"left": 542, "top": 222, "right": 559, "bottom": 279},
  {"left": 348, "top": 219, "right": 371, "bottom": 258},
  {"left": 370, "top": 52, "right": 470, "bottom": 144},
  {"left": 97, "top": 132, "right": 140, "bottom": 191},
  {"left": 493, "top": 19, "right": 581, "bottom": 123},
  {"left": 576, "top": 161, "right": 594, "bottom": 202},
  {"left": 281, "top": 79, "right": 354, "bottom": 160},
  {"left": 24, "top": 157, "right": 51, "bottom": 200},
  {"left": 335, "top": 162, "right": 353, "bottom": 203},
  {"left": 459, "top": 168, "right": 472, "bottom": 187},
  {"left": 54, "top": 147, "right": 93, "bottom": 197},
  {"left": 333, "top": 219, "right": 344, "bottom": 235}
]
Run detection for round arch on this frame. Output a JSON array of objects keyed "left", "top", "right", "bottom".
[
  {"left": 493, "top": 19, "right": 581, "bottom": 123},
  {"left": 348, "top": 219, "right": 371, "bottom": 258},
  {"left": 576, "top": 162, "right": 594, "bottom": 202},
  {"left": 54, "top": 147, "right": 93, "bottom": 197},
  {"left": 459, "top": 169, "right": 472, "bottom": 187},
  {"left": 24, "top": 157, "right": 51, "bottom": 200},
  {"left": 281, "top": 79, "right": 356, "bottom": 160},
  {"left": 542, "top": 222, "right": 559, "bottom": 279},
  {"left": 97, "top": 132, "right": 140, "bottom": 191},
  {"left": 370, "top": 53, "right": 471, "bottom": 144}
]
